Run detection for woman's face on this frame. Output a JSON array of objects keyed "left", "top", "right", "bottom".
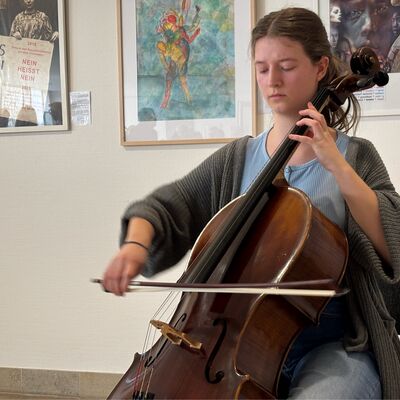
[
  {"left": 331, "top": 26, "right": 340, "bottom": 48},
  {"left": 254, "top": 36, "right": 328, "bottom": 118},
  {"left": 393, "top": 11, "right": 400, "bottom": 37},
  {"left": 23, "top": 0, "right": 35, "bottom": 9},
  {"left": 337, "top": 38, "right": 353, "bottom": 64},
  {"left": 341, "top": 0, "right": 394, "bottom": 59}
]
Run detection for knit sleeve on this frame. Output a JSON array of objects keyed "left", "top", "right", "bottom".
[
  {"left": 119, "top": 138, "right": 248, "bottom": 277},
  {"left": 346, "top": 137, "right": 400, "bottom": 284},
  {"left": 9, "top": 14, "right": 22, "bottom": 36},
  {"left": 40, "top": 12, "right": 54, "bottom": 41}
]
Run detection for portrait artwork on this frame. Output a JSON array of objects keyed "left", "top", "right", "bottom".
[
  {"left": 329, "top": 0, "right": 400, "bottom": 73},
  {"left": 0, "top": 0, "right": 68, "bottom": 132}
]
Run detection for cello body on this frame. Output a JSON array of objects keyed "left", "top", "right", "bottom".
[{"left": 107, "top": 185, "right": 348, "bottom": 399}]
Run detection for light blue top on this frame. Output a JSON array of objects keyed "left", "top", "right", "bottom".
[{"left": 240, "top": 130, "right": 350, "bottom": 229}]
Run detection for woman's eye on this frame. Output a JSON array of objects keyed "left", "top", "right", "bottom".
[
  {"left": 373, "top": 5, "right": 389, "bottom": 16},
  {"left": 348, "top": 9, "right": 363, "bottom": 21}
]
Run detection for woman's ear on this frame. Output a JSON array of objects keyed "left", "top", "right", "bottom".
[{"left": 317, "top": 56, "right": 329, "bottom": 82}]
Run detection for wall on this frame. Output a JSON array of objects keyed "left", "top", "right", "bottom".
[
  {"left": 0, "top": 0, "right": 399, "bottom": 374},
  {"left": 0, "top": 0, "right": 221, "bottom": 373}
]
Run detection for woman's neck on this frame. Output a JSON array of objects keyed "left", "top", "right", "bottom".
[
  {"left": 271, "top": 115, "right": 297, "bottom": 140},
  {"left": 267, "top": 114, "right": 316, "bottom": 166},
  {"left": 24, "top": 8, "right": 36, "bottom": 15}
]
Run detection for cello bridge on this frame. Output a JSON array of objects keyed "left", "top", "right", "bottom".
[{"left": 150, "top": 319, "right": 203, "bottom": 352}]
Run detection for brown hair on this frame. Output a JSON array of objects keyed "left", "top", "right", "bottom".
[{"left": 251, "top": 7, "right": 360, "bottom": 133}]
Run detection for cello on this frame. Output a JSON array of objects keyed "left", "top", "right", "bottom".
[{"left": 95, "top": 47, "right": 389, "bottom": 399}]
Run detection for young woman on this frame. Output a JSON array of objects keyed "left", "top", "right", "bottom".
[{"left": 103, "top": 7, "right": 400, "bottom": 399}]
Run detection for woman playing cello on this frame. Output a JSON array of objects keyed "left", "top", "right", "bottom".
[{"left": 103, "top": 7, "right": 400, "bottom": 399}]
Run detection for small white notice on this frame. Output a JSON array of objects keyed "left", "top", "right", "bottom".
[{"left": 70, "top": 91, "right": 91, "bottom": 126}]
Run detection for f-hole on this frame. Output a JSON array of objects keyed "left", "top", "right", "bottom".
[{"left": 205, "top": 318, "right": 227, "bottom": 384}]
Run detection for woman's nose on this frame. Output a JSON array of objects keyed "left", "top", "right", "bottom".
[
  {"left": 268, "top": 67, "right": 281, "bottom": 87},
  {"left": 360, "top": 12, "right": 375, "bottom": 35}
]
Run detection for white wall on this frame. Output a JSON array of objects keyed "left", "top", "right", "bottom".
[
  {"left": 0, "top": 0, "right": 222, "bottom": 373},
  {"left": 0, "top": 0, "right": 399, "bottom": 374}
]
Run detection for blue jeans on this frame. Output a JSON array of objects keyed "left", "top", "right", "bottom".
[
  {"left": 287, "top": 341, "right": 381, "bottom": 399},
  {"left": 280, "top": 298, "right": 381, "bottom": 399}
]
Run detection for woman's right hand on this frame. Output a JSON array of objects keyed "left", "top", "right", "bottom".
[
  {"left": 12, "top": 32, "right": 22, "bottom": 40},
  {"left": 102, "top": 243, "right": 148, "bottom": 296},
  {"left": 103, "top": 217, "right": 155, "bottom": 295}
]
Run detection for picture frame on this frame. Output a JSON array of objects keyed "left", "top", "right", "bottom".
[
  {"left": 257, "top": 1, "right": 400, "bottom": 118},
  {"left": 118, "top": 0, "right": 256, "bottom": 146},
  {"left": 319, "top": 0, "right": 400, "bottom": 117},
  {"left": 0, "top": 0, "right": 69, "bottom": 134}
]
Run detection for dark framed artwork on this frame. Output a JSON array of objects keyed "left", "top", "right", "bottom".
[
  {"left": 0, "top": 0, "right": 69, "bottom": 133},
  {"left": 321, "top": 0, "right": 400, "bottom": 117}
]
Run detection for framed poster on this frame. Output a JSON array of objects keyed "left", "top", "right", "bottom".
[
  {"left": 320, "top": 0, "right": 400, "bottom": 117},
  {"left": 118, "top": 0, "right": 256, "bottom": 146},
  {"left": 0, "top": 0, "right": 69, "bottom": 133}
]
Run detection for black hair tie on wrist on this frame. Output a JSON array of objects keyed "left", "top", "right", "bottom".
[{"left": 123, "top": 240, "right": 149, "bottom": 251}]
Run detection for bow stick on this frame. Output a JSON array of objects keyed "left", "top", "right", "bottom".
[{"left": 91, "top": 278, "right": 349, "bottom": 297}]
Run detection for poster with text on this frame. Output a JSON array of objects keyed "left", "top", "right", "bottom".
[{"left": 0, "top": 0, "right": 68, "bottom": 132}]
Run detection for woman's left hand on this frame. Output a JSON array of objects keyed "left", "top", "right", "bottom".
[
  {"left": 50, "top": 31, "right": 59, "bottom": 43},
  {"left": 289, "top": 102, "right": 345, "bottom": 172}
]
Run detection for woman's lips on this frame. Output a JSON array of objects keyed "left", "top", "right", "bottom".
[{"left": 269, "top": 93, "right": 285, "bottom": 99}]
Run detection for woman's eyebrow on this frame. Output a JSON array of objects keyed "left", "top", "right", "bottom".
[{"left": 255, "top": 58, "right": 297, "bottom": 64}]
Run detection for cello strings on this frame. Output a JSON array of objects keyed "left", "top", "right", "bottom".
[
  {"left": 132, "top": 322, "right": 153, "bottom": 395},
  {"left": 134, "top": 290, "right": 182, "bottom": 394},
  {"left": 132, "top": 296, "right": 168, "bottom": 394},
  {"left": 144, "top": 367, "right": 154, "bottom": 398}
]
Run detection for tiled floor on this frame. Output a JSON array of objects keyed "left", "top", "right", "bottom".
[
  {"left": 0, "top": 368, "right": 120, "bottom": 400},
  {"left": 0, "top": 395, "right": 93, "bottom": 400},
  {"left": 0, "top": 392, "right": 110, "bottom": 400}
]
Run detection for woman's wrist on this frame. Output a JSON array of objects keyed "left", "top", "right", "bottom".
[
  {"left": 122, "top": 240, "right": 149, "bottom": 251},
  {"left": 124, "top": 217, "right": 155, "bottom": 250}
]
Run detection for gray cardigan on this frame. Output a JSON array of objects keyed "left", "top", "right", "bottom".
[{"left": 121, "top": 136, "right": 400, "bottom": 399}]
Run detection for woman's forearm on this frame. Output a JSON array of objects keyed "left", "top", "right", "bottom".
[
  {"left": 332, "top": 159, "right": 390, "bottom": 263},
  {"left": 125, "top": 217, "right": 155, "bottom": 249}
]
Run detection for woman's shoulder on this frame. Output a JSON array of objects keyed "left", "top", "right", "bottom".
[
  {"left": 223, "top": 135, "right": 251, "bottom": 151},
  {"left": 346, "top": 135, "right": 391, "bottom": 183},
  {"left": 32, "top": 10, "right": 50, "bottom": 21},
  {"left": 181, "top": 135, "right": 250, "bottom": 180},
  {"left": 207, "top": 135, "right": 250, "bottom": 163},
  {"left": 348, "top": 135, "right": 373, "bottom": 144},
  {"left": 348, "top": 135, "right": 374, "bottom": 146},
  {"left": 13, "top": 12, "right": 24, "bottom": 21},
  {"left": 347, "top": 135, "right": 379, "bottom": 160}
]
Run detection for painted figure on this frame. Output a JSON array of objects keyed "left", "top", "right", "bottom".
[{"left": 156, "top": 3, "right": 200, "bottom": 109}]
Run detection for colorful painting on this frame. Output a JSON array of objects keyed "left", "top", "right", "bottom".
[
  {"left": 318, "top": 0, "right": 400, "bottom": 117},
  {"left": 329, "top": 0, "right": 400, "bottom": 73},
  {"left": 135, "top": 0, "right": 235, "bottom": 122}
]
